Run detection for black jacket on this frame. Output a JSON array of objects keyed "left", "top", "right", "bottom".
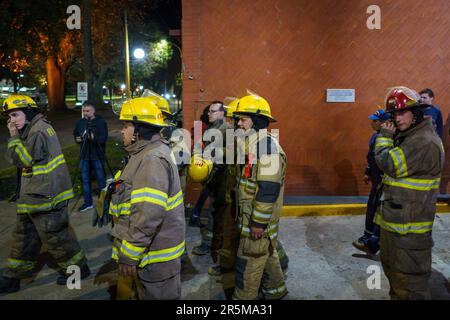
[{"left": 73, "top": 115, "right": 108, "bottom": 160}]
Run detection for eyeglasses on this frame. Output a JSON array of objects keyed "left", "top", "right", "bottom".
[{"left": 208, "top": 109, "right": 221, "bottom": 114}]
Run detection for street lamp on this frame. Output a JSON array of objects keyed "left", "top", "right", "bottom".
[{"left": 133, "top": 48, "right": 145, "bottom": 60}]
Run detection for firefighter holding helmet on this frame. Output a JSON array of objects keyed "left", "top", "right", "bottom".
[
  {"left": 0, "top": 95, "right": 89, "bottom": 294},
  {"left": 110, "top": 97, "right": 185, "bottom": 299},
  {"left": 375, "top": 86, "right": 444, "bottom": 299}
]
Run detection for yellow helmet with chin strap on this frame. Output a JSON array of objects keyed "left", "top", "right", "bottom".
[
  {"left": 2, "top": 94, "right": 38, "bottom": 113},
  {"left": 235, "top": 94, "right": 276, "bottom": 122},
  {"left": 119, "top": 97, "right": 168, "bottom": 127}
]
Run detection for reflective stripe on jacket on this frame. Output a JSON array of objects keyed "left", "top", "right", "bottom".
[
  {"left": 374, "top": 118, "right": 444, "bottom": 235},
  {"left": 109, "top": 135, "right": 185, "bottom": 277},
  {"left": 6, "top": 114, "right": 73, "bottom": 213}
]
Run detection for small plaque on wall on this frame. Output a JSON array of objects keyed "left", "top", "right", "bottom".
[{"left": 326, "top": 89, "right": 355, "bottom": 103}]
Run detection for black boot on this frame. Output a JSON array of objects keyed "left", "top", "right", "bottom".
[
  {"left": 56, "top": 264, "right": 91, "bottom": 285},
  {"left": 0, "top": 275, "right": 20, "bottom": 294}
]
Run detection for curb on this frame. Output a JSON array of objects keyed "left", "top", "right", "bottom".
[{"left": 281, "top": 203, "right": 450, "bottom": 217}]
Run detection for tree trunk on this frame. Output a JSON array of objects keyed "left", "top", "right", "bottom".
[{"left": 45, "top": 56, "right": 66, "bottom": 111}]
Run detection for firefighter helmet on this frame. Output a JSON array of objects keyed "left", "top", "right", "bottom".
[
  {"left": 119, "top": 97, "right": 168, "bottom": 127},
  {"left": 385, "top": 86, "right": 421, "bottom": 113},
  {"left": 2, "top": 95, "right": 38, "bottom": 113},
  {"left": 235, "top": 94, "right": 276, "bottom": 121},
  {"left": 224, "top": 98, "right": 239, "bottom": 118},
  {"left": 142, "top": 89, "right": 172, "bottom": 117},
  {"left": 188, "top": 155, "right": 213, "bottom": 183}
]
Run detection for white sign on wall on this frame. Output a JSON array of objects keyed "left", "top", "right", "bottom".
[
  {"left": 326, "top": 89, "right": 355, "bottom": 103},
  {"left": 77, "top": 82, "right": 88, "bottom": 101}
]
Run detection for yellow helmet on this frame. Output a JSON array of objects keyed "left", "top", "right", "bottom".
[
  {"left": 235, "top": 94, "right": 276, "bottom": 121},
  {"left": 119, "top": 97, "right": 168, "bottom": 127},
  {"left": 2, "top": 95, "right": 38, "bottom": 113},
  {"left": 142, "top": 89, "right": 172, "bottom": 117},
  {"left": 224, "top": 99, "right": 239, "bottom": 118},
  {"left": 188, "top": 155, "right": 213, "bottom": 183}
]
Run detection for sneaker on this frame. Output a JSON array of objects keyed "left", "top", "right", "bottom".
[
  {"left": 0, "top": 275, "right": 20, "bottom": 295},
  {"left": 56, "top": 264, "right": 91, "bottom": 285},
  {"left": 352, "top": 240, "right": 373, "bottom": 255},
  {"left": 78, "top": 204, "right": 94, "bottom": 212},
  {"left": 192, "top": 243, "right": 210, "bottom": 256}
]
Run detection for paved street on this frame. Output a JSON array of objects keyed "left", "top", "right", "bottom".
[{"left": 1, "top": 199, "right": 449, "bottom": 300}]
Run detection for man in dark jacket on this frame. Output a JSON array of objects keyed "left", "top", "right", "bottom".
[
  {"left": 420, "top": 88, "right": 443, "bottom": 139},
  {"left": 353, "top": 109, "right": 389, "bottom": 255},
  {"left": 73, "top": 101, "right": 108, "bottom": 212}
]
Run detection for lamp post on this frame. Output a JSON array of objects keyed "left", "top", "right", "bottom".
[
  {"left": 124, "top": 9, "right": 131, "bottom": 98},
  {"left": 124, "top": 9, "right": 145, "bottom": 99}
]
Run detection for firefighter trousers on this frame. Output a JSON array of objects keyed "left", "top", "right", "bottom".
[
  {"left": 233, "top": 236, "right": 287, "bottom": 300},
  {"left": 4, "top": 202, "right": 87, "bottom": 279},
  {"left": 380, "top": 228, "right": 433, "bottom": 300},
  {"left": 136, "top": 270, "right": 181, "bottom": 300}
]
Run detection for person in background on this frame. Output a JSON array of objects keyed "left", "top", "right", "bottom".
[
  {"left": 420, "top": 88, "right": 443, "bottom": 139},
  {"left": 352, "top": 109, "right": 389, "bottom": 255},
  {"left": 73, "top": 101, "right": 108, "bottom": 212}
]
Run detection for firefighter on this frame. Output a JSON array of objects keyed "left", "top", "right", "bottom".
[
  {"left": 0, "top": 95, "right": 89, "bottom": 294},
  {"left": 110, "top": 97, "right": 185, "bottom": 299},
  {"left": 192, "top": 101, "right": 229, "bottom": 262},
  {"left": 374, "top": 86, "right": 444, "bottom": 299},
  {"left": 232, "top": 94, "right": 288, "bottom": 300}
]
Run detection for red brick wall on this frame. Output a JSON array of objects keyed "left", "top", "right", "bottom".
[{"left": 181, "top": 0, "right": 450, "bottom": 197}]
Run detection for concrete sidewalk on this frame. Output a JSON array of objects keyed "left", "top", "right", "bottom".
[{"left": 1, "top": 200, "right": 450, "bottom": 300}]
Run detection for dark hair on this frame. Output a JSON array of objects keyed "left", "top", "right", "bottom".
[
  {"left": 419, "top": 88, "right": 434, "bottom": 98},
  {"left": 23, "top": 108, "right": 39, "bottom": 122},
  {"left": 134, "top": 123, "right": 161, "bottom": 140},
  {"left": 200, "top": 105, "right": 210, "bottom": 124},
  {"left": 251, "top": 114, "right": 270, "bottom": 131},
  {"left": 82, "top": 101, "right": 95, "bottom": 109}
]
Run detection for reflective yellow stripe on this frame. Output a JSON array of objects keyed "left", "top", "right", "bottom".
[
  {"left": 7, "top": 258, "right": 35, "bottom": 270},
  {"left": 139, "top": 241, "right": 185, "bottom": 267},
  {"left": 375, "top": 214, "right": 433, "bottom": 235},
  {"left": 375, "top": 137, "right": 394, "bottom": 148},
  {"left": 7, "top": 139, "right": 21, "bottom": 148},
  {"left": 17, "top": 189, "right": 74, "bottom": 213},
  {"left": 59, "top": 250, "right": 84, "bottom": 269},
  {"left": 131, "top": 187, "right": 168, "bottom": 209},
  {"left": 120, "top": 240, "right": 146, "bottom": 261},
  {"left": 112, "top": 245, "right": 119, "bottom": 261},
  {"left": 14, "top": 143, "right": 33, "bottom": 166},
  {"left": 8, "top": 139, "right": 33, "bottom": 166},
  {"left": 383, "top": 175, "right": 440, "bottom": 191},
  {"left": 109, "top": 202, "right": 131, "bottom": 217},
  {"left": 114, "top": 170, "right": 122, "bottom": 180},
  {"left": 31, "top": 154, "right": 66, "bottom": 175},
  {"left": 389, "top": 148, "right": 408, "bottom": 177},
  {"left": 167, "top": 191, "right": 183, "bottom": 210}
]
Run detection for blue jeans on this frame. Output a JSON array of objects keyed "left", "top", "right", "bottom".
[{"left": 80, "top": 160, "right": 106, "bottom": 206}]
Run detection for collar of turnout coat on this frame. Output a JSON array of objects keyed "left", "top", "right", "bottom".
[
  {"left": 20, "top": 113, "right": 46, "bottom": 140},
  {"left": 124, "top": 134, "right": 166, "bottom": 155},
  {"left": 395, "top": 118, "right": 434, "bottom": 140}
]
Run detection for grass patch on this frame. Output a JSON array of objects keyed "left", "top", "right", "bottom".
[{"left": 0, "top": 139, "right": 126, "bottom": 201}]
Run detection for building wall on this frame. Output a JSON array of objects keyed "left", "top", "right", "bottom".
[{"left": 181, "top": 0, "right": 450, "bottom": 196}]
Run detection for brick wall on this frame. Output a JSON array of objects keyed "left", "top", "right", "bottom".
[{"left": 181, "top": 0, "right": 450, "bottom": 197}]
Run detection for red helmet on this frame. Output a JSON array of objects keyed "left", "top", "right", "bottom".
[{"left": 385, "top": 87, "right": 420, "bottom": 112}]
